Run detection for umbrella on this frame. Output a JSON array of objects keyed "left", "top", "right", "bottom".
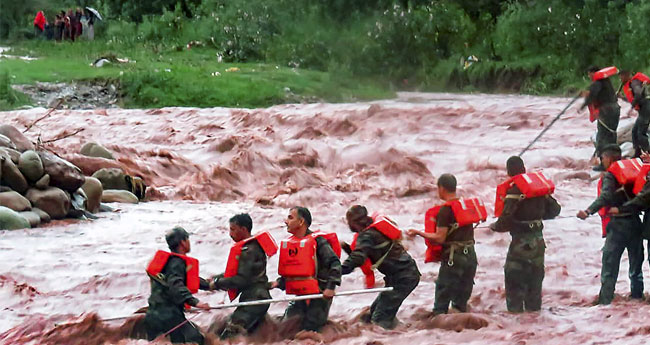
[{"left": 85, "top": 7, "right": 103, "bottom": 21}]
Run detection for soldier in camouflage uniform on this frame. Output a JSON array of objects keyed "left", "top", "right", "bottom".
[
  {"left": 210, "top": 214, "right": 272, "bottom": 339},
  {"left": 491, "top": 156, "right": 561, "bottom": 312},
  {"left": 408, "top": 174, "right": 477, "bottom": 315},
  {"left": 143, "top": 227, "right": 211, "bottom": 344},
  {"left": 341, "top": 205, "right": 420, "bottom": 329},
  {"left": 578, "top": 145, "right": 644, "bottom": 304},
  {"left": 272, "top": 207, "right": 342, "bottom": 333}
]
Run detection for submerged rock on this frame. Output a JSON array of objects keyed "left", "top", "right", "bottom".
[
  {"left": 101, "top": 190, "right": 138, "bottom": 204},
  {"left": 80, "top": 142, "right": 114, "bottom": 160}
]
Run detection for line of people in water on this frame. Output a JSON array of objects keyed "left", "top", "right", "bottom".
[{"left": 142, "top": 155, "right": 571, "bottom": 344}]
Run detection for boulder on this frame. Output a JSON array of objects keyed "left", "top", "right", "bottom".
[
  {"left": 1, "top": 157, "right": 28, "bottom": 194},
  {"left": 0, "top": 125, "right": 35, "bottom": 152},
  {"left": 0, "top": 191, "right": 31, "bottom": 211},
  {"left": 81, "top": 177, "right": 103, "bottom": 213},
  {"left": 102, "top": 190, "right": 139, "bottom": 204},
  {"left": 18, "top": 150, "right": 44, "bottom": 182},
  {"left": 38, "top": 151, "right": 85, "bottom": 193},
  {"left": 63, "top": 154, "right": 123, "bottom": 176},
  {"left": 35, "top": 174, "right": 50, "bottom": 189},
  {"left": 0, "top": 147, "right": 21, "bottom": 163},
  {"left": 25, "top": 187, "right": 71, "bottom": 219},
  {"left": 19, "top": 211, "right": 41, "bottom": 227},
  {"left": 0, "top": 206, "right": 30, "bottom": 230},
  {"left": 92, "top": 168, "right": 130, "bottom": 190},
  {"left": 0, "top": 134, "right": 16, "bottom": 150},
  {"left": 80, "top": 142, "right": 114, "bottom": 160},
  {"left": 32, "top": 207, "right": 51, "bottom": 223}
]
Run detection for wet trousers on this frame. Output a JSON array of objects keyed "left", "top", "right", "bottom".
[
  {"left": 220, "top": 286, "right": 271, "bottom": 339},
  {"left": 144, "top": 306, "right": 204, "bottom": 345},
  {"left": 433, "top": 246, "right": 477, "bottom": 314},
  {"left": 368, "top": 271, "right": 419, "bottom": 329},
  {"left": 284, "top": 296, "right": 332, "bottom": 332},
  {"left": 504, "top": 234, "right": 545, "bottom": 312},
  {"left": 596, "top": 103, "right": 620, "bottom": 156}
]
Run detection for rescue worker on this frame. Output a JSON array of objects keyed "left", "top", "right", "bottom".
[
  {"left": 210, "top": 214, "right": 277, "bottom": 339},
  {"left": 340, "top": 205, "right": 420, "bottom": 329},
  {"left": 272, "top": 206, "right": 342, "bottom": 333},
  {"left": 577, "top": 144, "right": 644, "bottom": 304},
  {"left": 407, "top": 174, "right": 477, "bottom": 315},
  {"left": 489, "top": 156, "right": 561, "bottom": 312},
  {"left": 619, "top": 70, "right": 650, "bottom": 157},
  {"left": 143, "top": 226, "right": 211, "bottom": 344},
  {"left": 581, "top": 66, "right": 620, "bottom": 170}
]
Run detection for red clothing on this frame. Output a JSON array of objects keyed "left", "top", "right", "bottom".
[{"left": 34, "top": 11, "right": 47, "bottom": 31}]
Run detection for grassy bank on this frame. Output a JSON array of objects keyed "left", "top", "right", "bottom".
[{"left": 0, "top": 40, "right": 394, "bottom": 109}]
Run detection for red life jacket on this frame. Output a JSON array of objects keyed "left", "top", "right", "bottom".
[
  {"left": 623, "top": 73, "right": 650, "bottom": 110},
  {"left": 592, "top": 66, "right": 618, "bottom": 81},
  {"left": 368, "top": 214, "right": 402, "bottom": 240},
  {"left": 278, "top": 231, "right": 341, "bottom": 295},
  {"left": 588, "top": 66, "right": 619, "bottom": 122},
  {"left": 495, "top": 172, "right": 555, "bottom": 217},
  {"left": 597, "top": 178, "right": 610, "bottom": 238},
  {"left": 351, "top": 233, "right": 375, "bottom": 288},
  {"left": 633, "top": 164, "right": 650, "bottom": 195},
  {"left": 608, "top": 158, "right": 643, "bottom": 186},
  {"left": 146, "top": 250, "right": 200, "bottom": 309},
  {"left": 423, "top": 198, "right": 487, "bottom": 263},
  {"left": 224, "top": 232, "right": 278, "bottom": 301}
]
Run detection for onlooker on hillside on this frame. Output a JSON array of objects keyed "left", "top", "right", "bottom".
[
  {"left": 85, "top": 8, "right": 96, "bottom": 40},
  {"left": 75, "top": 8, "right": 83, "bottom": 39},
  {"left": 67, "top": 9, "right": 76, "bottom": 41},
  {"left": 33, "top": 11, "right": 47, "bottom": 39}
]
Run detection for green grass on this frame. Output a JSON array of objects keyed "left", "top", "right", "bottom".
[{"left": 0, "top": 40, "right": 394, "bottom": 109}]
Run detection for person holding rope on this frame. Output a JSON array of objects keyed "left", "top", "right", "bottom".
[
  {"left": 341, "top": 205, "right": 420, "bottom": 329},
  {"left": 143, "top": 226, "right": 212, "bottom": 344},
  {"left": 489, "top": 156, "right": 561, "bottom": 312},
  {"left": 577, "top": 144, "right": 644, "bottom": 304},
  {"left": 619, "top": 70, "right": 650, "bottom": 157},
  {"left": 581, "top": 66, "right": 620, "bottom": 171},
  {"left": 209, "top": 213, "right": 278, "bottom": 339},
  {"left": 407, "top": 174, "right": 478, "bottom": 315}
]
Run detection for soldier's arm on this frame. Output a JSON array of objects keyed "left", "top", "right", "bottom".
[
  {"left": 199, "top": 277, "right": 211, "bottom": 291},
  {"left": 213, "top": 243, "right": 265, "bottom": 291},
  {"left": 341, "top": 232, "right": 373, "bottom": 275},
  {"left": 581, "top": 81, "right": 602, "bottom": 109},
  {"left": 631, "top": 80, "right": 645, "bottom": 108},
  {"left": 166, "top": 257, "right": 199, "bottom": 306},
  {"left": 586, "top": 174, "right": 617, "bottom": 214},
  {"left": 620, "top": 178, "right": 650, "bottom": 213},
  {"left": 542, "top": 195, "right": 562, "bottom": 219},
  {"left": 316, "top": 237, "right": 342, "bottom": 290},
  {"left": 492, "top": 186, "right": 520, "bottom": 232}
]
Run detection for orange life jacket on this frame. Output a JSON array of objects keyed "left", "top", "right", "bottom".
[
  {"left": 495, "top": 172, "right": 555, "bottom": 217},
  {"left": 423, "top": 198, "right": 487, "bottom": 263},
  {"left": 351, "top": 233, "right": 375, "bottom": 288},
  {"left": 224, "top": 231, "right": 278, "bottom": 301},
  {"left": 623, "top": 73, "right": 650, "bottom": 110},
  {"left": 278, "top": 231, "right": 341, "bottom": 295},
  {"left": 588, "top": 66, "right": 619, "bottom": 122},
  {"left": 608, "top": 158, "right": 643, "bottom": 186},
  {"left": 146, "top": 250, "right": 200, "bottom": 309},
  {"left": 633, "top": 164, "right": 650, "bottom": 195}
]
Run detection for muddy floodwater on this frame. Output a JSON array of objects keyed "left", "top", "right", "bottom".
[{"left": 1, "top": 92, "right": 649, "bottom": 344}]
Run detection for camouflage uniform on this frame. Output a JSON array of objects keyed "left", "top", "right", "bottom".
[
  {"left": 582, "top": 77, "right": 620, "bottom": 156},
  {"left": 212, "top": 240, "right": 271, "bottom": 339},
  {"left": 492, "top": 185, "right": 561, "bottom": 312},
  {"left": 433, "top": 205, "right": 477, "bottom": 315},
  {"left": 624, "top": 78, "right": 650, "bottom": 156},
  {"left": 144, "top": 255, "right": 210, "bottom": 344},
  {"left": 341, "top": 228, "right": 420, "bottom": 329},
  {"left": 587, "top": 172, "right": 644, "bottom": 304},
  {"left": 277, "top": 229, "right": 342, "bottom": 332}
]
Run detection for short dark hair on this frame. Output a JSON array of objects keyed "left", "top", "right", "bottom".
[
  {"left": 229, "top": 213, "right": 252, "bottom": 233},
  {"left": 587, "top": 65, "right": 600, "bottom": 73},
  {"left": 506, "top": 156, "right": 526, "bottom": 176},
  {"left": 166, "top": 226, "right": 189, "bottom": 251},
  {"left": 346, "top": 205, "right": 373, "bottom": 227},
  {"left": 291, "top": 206, "right": 312, "bottom": 227},
  {"left": 437, "top": 173, "right": 457, "bottom": 192},
  {"left": 600, "top": 144, "right": 622, "bottom": 159}
]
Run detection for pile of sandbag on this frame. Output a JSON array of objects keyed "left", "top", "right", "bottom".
[{"left": 0, "top": 125, "right": 145, "bottom": 230}]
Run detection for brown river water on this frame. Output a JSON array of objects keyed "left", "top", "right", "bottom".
[{"left": 0, "top": 92, "right": 648, "bottom": 344}]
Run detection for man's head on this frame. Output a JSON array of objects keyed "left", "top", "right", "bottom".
[
  {"left": 506, "top": 156, "right": 526, "bottom": 177},
  {"left": 587, "top": 65, "right": 600, "bottom": 79},
  {"left": 285, "top": 206, "right": 311, "bottom": 236},
  {"left": 437, "top": 173, "right": 457, "bottom": 201},
  {"left": 166, "top": 226, "right": 190, "bottom": 254},
  {"left": 346, "top": 205, "right": 373, "bottom": 233},
  {"left": 619, "top": 70, "right": 632, "bottom": 84},
  {"left": 600, "top": 144, "right": 622, "bottom": 169},
  {"left": 229, "top": 213, "right": 252, "bottom": 242}
]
